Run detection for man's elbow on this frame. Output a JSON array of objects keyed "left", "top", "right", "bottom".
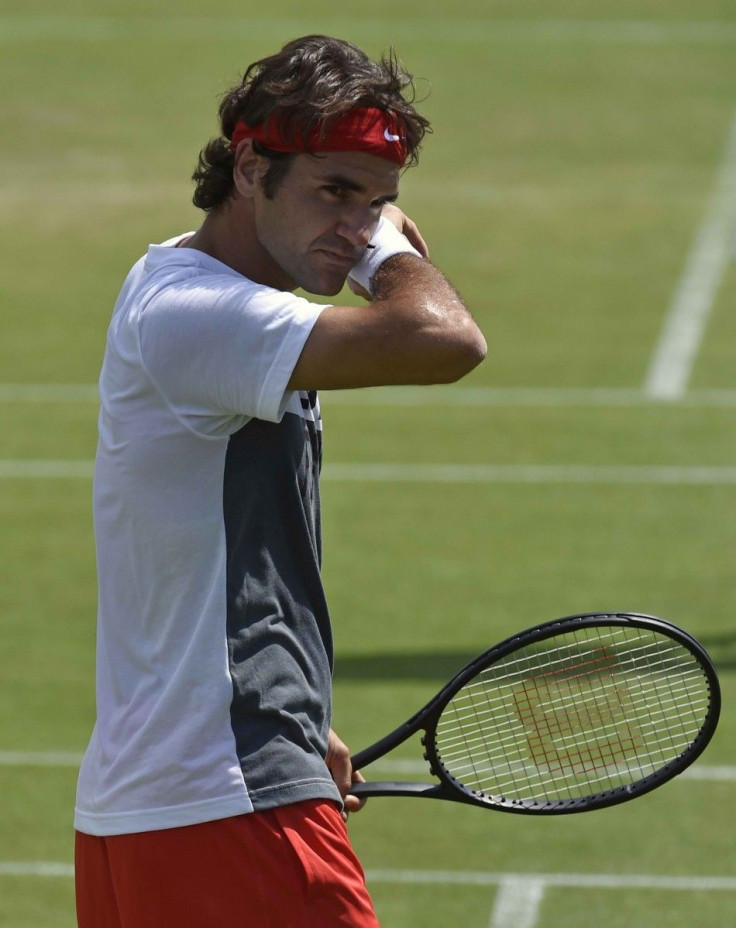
[{"left": 434, "top": 326, "right": 488, "bottom": 383}]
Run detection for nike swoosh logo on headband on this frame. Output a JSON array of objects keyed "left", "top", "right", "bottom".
[{"left": 384, "top": 128, "right": 402, "bottom": 142}]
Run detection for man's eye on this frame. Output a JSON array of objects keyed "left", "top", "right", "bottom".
[{"left": 324, "top": 185, "right": 346, "bottom": 198}]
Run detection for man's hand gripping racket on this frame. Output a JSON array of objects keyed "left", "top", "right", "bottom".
[{"left": 349, "top": 613, "right": 720, "bottom": 814}]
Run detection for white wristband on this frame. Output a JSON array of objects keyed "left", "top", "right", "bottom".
[{"left": 348, "top": 216, "right": 422, "bottom": 295}]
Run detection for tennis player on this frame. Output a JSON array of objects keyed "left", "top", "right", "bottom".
[{"left": 74, "top": 34, "right": 486, "bottom": 927}]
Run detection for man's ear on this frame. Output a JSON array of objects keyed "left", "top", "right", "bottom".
[{"left": 233, "top": 142, "right": 268, "bottom": 199}]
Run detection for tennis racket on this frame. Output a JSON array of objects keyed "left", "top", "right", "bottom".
[{"left": 349, "top": 612, "right": 720, "bottom": 814}]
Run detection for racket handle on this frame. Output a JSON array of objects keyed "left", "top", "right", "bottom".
[{"left": 349, "top": 781, "right": 445, "bottom": 799}]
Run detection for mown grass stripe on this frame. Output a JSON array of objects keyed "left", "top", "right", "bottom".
[
  {"left": 6, "top": 461, "right": 736, "bottom": 484},
  {"left": 2, "top": 19, "right": 736, "bottom": 45}
]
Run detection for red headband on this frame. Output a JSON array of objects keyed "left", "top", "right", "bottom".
[{"left": 230, "top": 107, "right": 408, "bottom": 166}]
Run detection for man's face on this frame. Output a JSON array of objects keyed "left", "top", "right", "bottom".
[{"left": 250, "top": 151, "right": 401, "bottom": 296}]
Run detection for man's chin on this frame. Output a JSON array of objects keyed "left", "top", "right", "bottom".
[{"left": 299, "top": 275, "right": 349, "bottom": 298}]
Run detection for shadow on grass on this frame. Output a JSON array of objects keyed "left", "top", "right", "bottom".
[
  {"left": 334, "top": 634, "right": 736, "bottom": 683},
  {"left": 699, "top": 633, "right": 736, "bottom": 673},
  {"left": 334, "top": 651, "right": 479, "bottom": 683}
]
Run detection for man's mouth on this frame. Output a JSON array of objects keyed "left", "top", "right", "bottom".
[{"left": 317, "top": 247, "right": 359, "bottom": 268}]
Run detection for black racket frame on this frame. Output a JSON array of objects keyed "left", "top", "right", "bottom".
[{"left": 349, "top": 612, "right": 721, "bottom": 814}]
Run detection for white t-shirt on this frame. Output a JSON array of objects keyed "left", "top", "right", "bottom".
[{"left": 75, "top": 235, "right": 340, "bottom": 836}]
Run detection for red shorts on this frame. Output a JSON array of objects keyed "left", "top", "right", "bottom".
[{"left": 75, "top": 799, "right": 380, "bottom": 928}]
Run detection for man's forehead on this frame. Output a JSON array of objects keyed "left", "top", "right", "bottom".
[{"left": 302, "top": 151, "right": 400, "bottom": 193}]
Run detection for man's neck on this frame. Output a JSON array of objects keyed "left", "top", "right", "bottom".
[{"left": 185, "top": 203, "right": 294, "bottom": 291}]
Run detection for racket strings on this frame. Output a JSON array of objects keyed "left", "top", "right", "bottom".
[
  {"left": 439, "top": 655, "right": 706, "bottom": 749},
  {"left": 439, "top": 677, "right": 708, "bottom": 756},
  {"left": 438, "top": 695, "right": 708, "bottom": 761},
  {"left": 432, "top": 626, "right": 712, "bottom": 803}
]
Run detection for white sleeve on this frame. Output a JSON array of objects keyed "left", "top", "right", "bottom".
[{"left": 137, "top": 274, "right": 325, "bottom": 426}]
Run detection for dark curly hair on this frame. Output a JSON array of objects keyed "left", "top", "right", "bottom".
[{"left": 192, "top": 35, "right": 431, "bottom": 211}]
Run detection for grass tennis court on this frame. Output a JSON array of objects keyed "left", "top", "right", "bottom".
[{"left": 1, "top": 0, "right": 735, "bottom": 924}]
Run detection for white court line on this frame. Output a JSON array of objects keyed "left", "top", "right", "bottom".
[
  {"left": 4, "top": 862, "right": 736, "bottom": 893},
  {"left": 0, "top": 460, "right": 94, "bottom": 478},
  {"left": 490, "top": 877, "right": 545, "bottom": 928},
  {"left": 325, "top": 464, "right": 736, "bottom": 485},
  {"left": 1, "top": 751, "right": 733, "bottom": 783},
  {"left": 5, "top": 384, "right": 736, "bottom": 407},
  {"left": 365, "top": 870, "right": 736, "bottom": 891},
  {"left": 365, "top": 870, "right": 736, "bottom": 900},
  {"left": 645, "top": 107, "right": 736, "bottom": 401},
  {"left": 324, "top": 387, "right": 736, "bottom": 408},
  {"left": 0, "top": 384, "right": 99, "bottom": 402},
  {"left": 6, "top": 460, "right": 736, "bottom": 484},
  {"left": 6, "top": 383, "right": 736, "bottom": 408},
  {"left": 2, "top": 18, "right": 736, "bottom": 44},
  {"left": 0, "top": 751, "right": 84, "bottom": 767},
  {"left": 0, "top": 862, "right": 74, "bottom": 878},
  {"left": 679, "top": 765, "right": 736, "bottom": 781}
]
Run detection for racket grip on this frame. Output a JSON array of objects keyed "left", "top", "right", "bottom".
[{"left": 349, "top": 781, "right": 445, "bottom": 799}]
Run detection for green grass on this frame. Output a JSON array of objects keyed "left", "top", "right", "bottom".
[
  {"left": 2, "top": 1, "right": 736, "bottom": 925},
  {"left": 539, "top": 889, "right": 736, "bottom": 928},
  {"left": 0, "top": 878, "right": 76, "bottom": 928}
]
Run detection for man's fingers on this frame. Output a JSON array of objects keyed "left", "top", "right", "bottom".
[
  {"left": 344, "top": 792, "right": 367, "bottom": 814},
  {"left": 327, "top": 729, "right": 369, "bottom": 819},
  {"left": 400, "top": 217, "right": 430, "bottom": 259},
  {"left": 326, "top": 729, "right": 354, "bottom": 797},
  {"left": 381, "top": 204, "right": 430, "bottom": 259},
  {"left": 345, "top": 769, "right": 367, "bottom": 814}
]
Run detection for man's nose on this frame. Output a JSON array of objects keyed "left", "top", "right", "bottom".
[{"left": 336, "top": 210, "right": 376, "bottom": 249}]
